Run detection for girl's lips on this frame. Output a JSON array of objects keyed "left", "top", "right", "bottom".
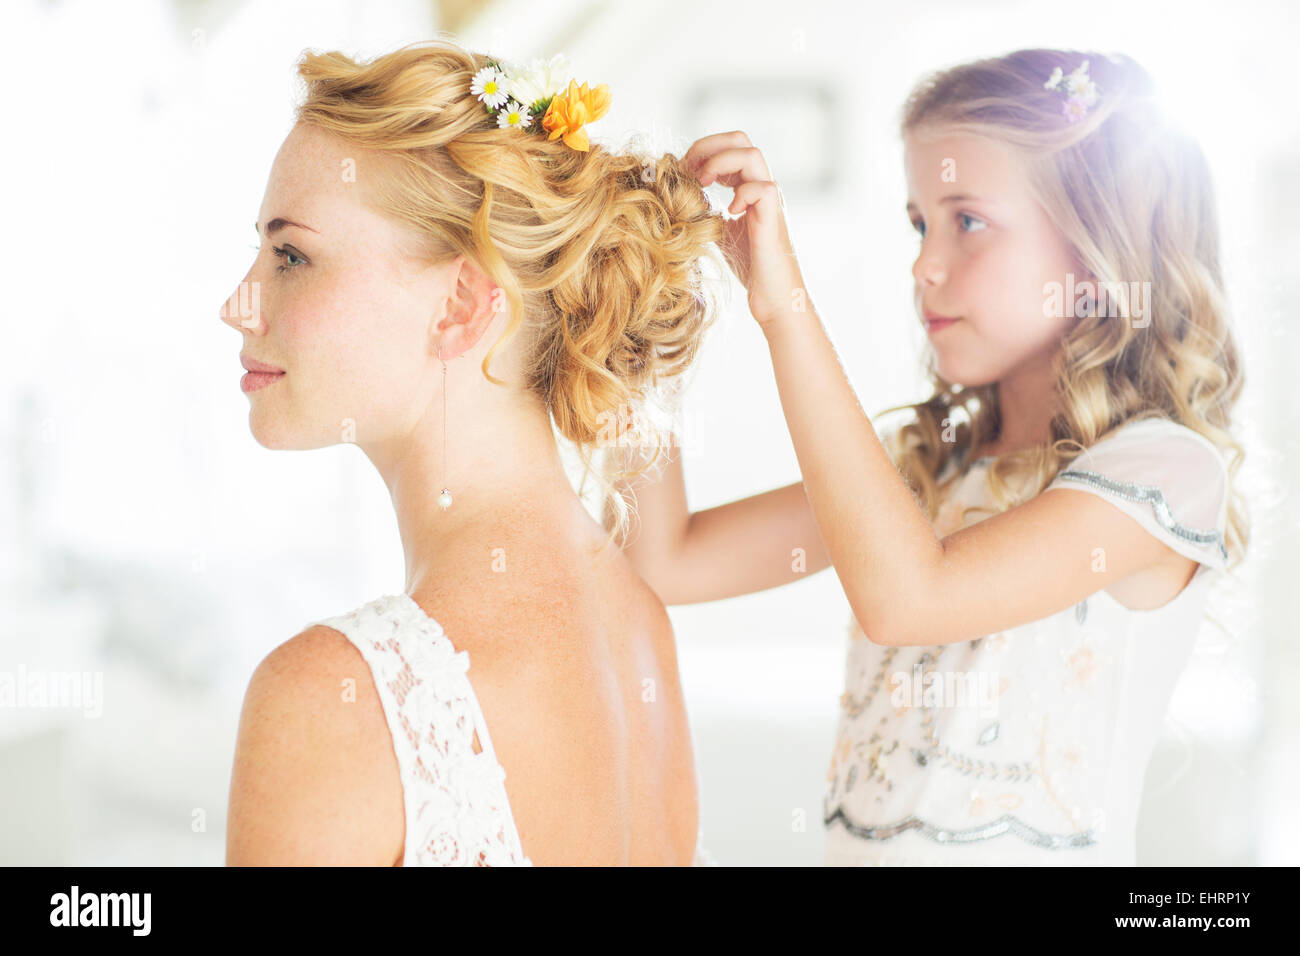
[
  {"left": 925, "top": 317, "right": 960, "bottom": 333},
  {"left": 921, "top": 308, "right": 959, "bottom": 329}
]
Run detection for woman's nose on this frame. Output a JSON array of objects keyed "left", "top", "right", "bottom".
[{"left": 220, "top": 277, "right": 265, "bottom": 333}]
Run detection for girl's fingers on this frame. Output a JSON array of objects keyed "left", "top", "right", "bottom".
[
  {"left": 695, "top": 146, "right": 771, "bottom": 189},
  {"left": 683, "top": 132, "right": 801, "bottom": 327},
  {"left": 729, "top": 180, "right": 784, "bottom": 245},
  {"left": 682, "top": 130, "right": 752, "bottom": 174}
]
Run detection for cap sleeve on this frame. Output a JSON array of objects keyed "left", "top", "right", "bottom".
[{"left": 1045, "top": 418, "right": 1229, "bottom": 570}]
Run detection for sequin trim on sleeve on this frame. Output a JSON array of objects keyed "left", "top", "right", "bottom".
[{"left": 1053, "top": 469, "right": 1228, "bottom": 564}]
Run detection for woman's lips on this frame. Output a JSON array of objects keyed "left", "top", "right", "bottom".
[
  {"left": 239, "top": 353, "right": 285, "bottom": 392},
  {"left": 241, "top": 370, "right": 284, "bottom": 393},
  {"left": 240, "top": 354, "right": 284, "bottom": 373}
]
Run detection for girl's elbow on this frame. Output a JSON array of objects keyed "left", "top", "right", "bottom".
[{"left": 850, "top": 607, "right": 907, "bottom": 647}]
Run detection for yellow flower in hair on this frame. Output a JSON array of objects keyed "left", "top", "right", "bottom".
[{"left": 541, "top": 78, "right": 612, "bottom": 152}]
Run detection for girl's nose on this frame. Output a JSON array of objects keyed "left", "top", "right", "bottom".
[{"left": 912, "top": 247, "right": 946, "bottom": 287}]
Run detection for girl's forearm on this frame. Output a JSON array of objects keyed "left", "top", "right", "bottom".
[
  {"left": 761, "top": 308, "right": 944, "bottom": 640},
  {"left": 676, "top": 480, "right": 832, "bottom": 602},
  {"left": 605, "top": 441, "right": 692, "bottom": 599},
  {"left": 606, "top": 442, "right": 832, "bottom": 604}
]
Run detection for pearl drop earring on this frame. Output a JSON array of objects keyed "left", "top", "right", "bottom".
[{"left": 437, "top": 346, "right": 452, "bottom": 510}]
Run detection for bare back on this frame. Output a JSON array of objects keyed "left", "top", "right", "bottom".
[{"left": 380, "top": 510, "right": 700, "bottom": 866}]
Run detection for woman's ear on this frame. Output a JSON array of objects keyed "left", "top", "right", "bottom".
[{"left": 434, "top": 255, "right": 503, "bottom": 360}]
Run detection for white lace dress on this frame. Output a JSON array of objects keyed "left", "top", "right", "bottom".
[
  {"left": 823, "top": 417, "right": 1231, "bottom": 865},
  {"left": 308, "top": 592, "right": 718, "bottom": 866}
]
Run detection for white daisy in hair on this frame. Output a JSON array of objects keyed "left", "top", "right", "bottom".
[
  {"left": 470, "top": 65, "right": 510, "bottom": 108},
  {"left": 505, "top": 53, "right": 573, "bottom": 108},
  {"left": 496, "top": 99, "right": 532, "bottom": 130}
]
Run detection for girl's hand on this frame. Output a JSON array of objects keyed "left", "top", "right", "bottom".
[{"left": 683, "top": 131, "right": 811, "bottom": 330}]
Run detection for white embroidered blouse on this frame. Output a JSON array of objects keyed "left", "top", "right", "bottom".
[
  {"left": 823, "top": 417, "right": 1231, "bottom": 865},
  {"left": 309, "top": 592, "right": 717, "bottom": 866}
]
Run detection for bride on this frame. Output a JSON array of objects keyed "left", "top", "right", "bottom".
[{"left": 221, "top": 39, "right": 724, "bottom": 866}]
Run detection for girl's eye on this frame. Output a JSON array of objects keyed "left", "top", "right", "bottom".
[{"left": 909, "top": 213, "right": 985, "bottom": 238}]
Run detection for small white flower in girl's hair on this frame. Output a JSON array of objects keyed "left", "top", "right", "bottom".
[
  {"left": 470, "top": 65, "right": 511, "bottom": 108},
  {"left": 496, "top": 100, "right": 532, "bottom": 130},
  {"left": 1065, "top": 60, "right": 1100, "bottom": 105},
  {"left": 1062, "top": 96, "right": 1090, "bottom": 123},
  {"left": 1044, "top": 59, "right": 1101, "bottom": 123}
]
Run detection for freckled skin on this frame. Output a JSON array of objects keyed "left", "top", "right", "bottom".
[{"left": 222, "top": 122, "right": 452, "bottom": 453}]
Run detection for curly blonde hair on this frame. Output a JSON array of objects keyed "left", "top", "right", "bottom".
[
  {"left": 883, "top": 48, "right": 1248, "bottom": 568},
  {"left": 292, "top": 38, "right": 726, "bottom": 548}
]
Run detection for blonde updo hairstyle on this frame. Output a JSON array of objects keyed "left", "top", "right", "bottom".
[
  {"left": 884, "top": 48, "right": 1248, "bottom": 567},
  {"left": 293, "top": 38, "right": 726, "bottom": 548}
]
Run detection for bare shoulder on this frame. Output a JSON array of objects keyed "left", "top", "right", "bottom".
[
  {"left": 434, "top": 532, "right": 679, "bottom": 690},
  {"left": 226, "top": 624, "right": 404, "bottom": 866},
  {"left": 428, "top": 525, "right": 674, "bottom": 665}
]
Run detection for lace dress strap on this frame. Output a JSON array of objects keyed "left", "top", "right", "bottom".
[{"left": 308, "top": 593, "right": 532, "bottom": 866}]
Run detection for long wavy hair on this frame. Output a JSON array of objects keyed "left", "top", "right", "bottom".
[
  {"left": 292, "top": 37, "right": 726, "bottom": 548},
  {"left": 882, "top": 48, "right": 1248, "bottom": 568}
]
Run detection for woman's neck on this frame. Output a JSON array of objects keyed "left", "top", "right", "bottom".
[{"left": 365, "top": 397, "right": 589, "bottom": 597}]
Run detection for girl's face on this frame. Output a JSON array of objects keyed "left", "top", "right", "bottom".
[
  {"left": 219, "top": 122, "right": 464, "bottom": 451},
  {"left": 903, "top": 129, "right": 1082, "bottom": 387}
]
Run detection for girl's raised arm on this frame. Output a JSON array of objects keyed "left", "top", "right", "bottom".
[{"left": 603, "top": 441, "right": 831, "bottom": 605}]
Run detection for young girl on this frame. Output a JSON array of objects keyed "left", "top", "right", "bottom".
[{"left": 608, "top": 48, "right": 1248, "bottom": 865}]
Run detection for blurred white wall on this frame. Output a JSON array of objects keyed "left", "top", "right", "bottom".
[{"left": 0, "top": 0, "right": 1294, "bottom": 866}]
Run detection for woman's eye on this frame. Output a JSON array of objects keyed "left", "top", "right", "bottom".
[
  {"left": 271, "top": 246, "right": 305, "bottom": 273},
  {"left": 959, "top": 212, "right": 986, "bottom": 232},
  {"left": 249, "top": 243, "right": 304, "bottom": 273},
  {"left": 910, "top": 218, "right": 925, "bottom": 237}
]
